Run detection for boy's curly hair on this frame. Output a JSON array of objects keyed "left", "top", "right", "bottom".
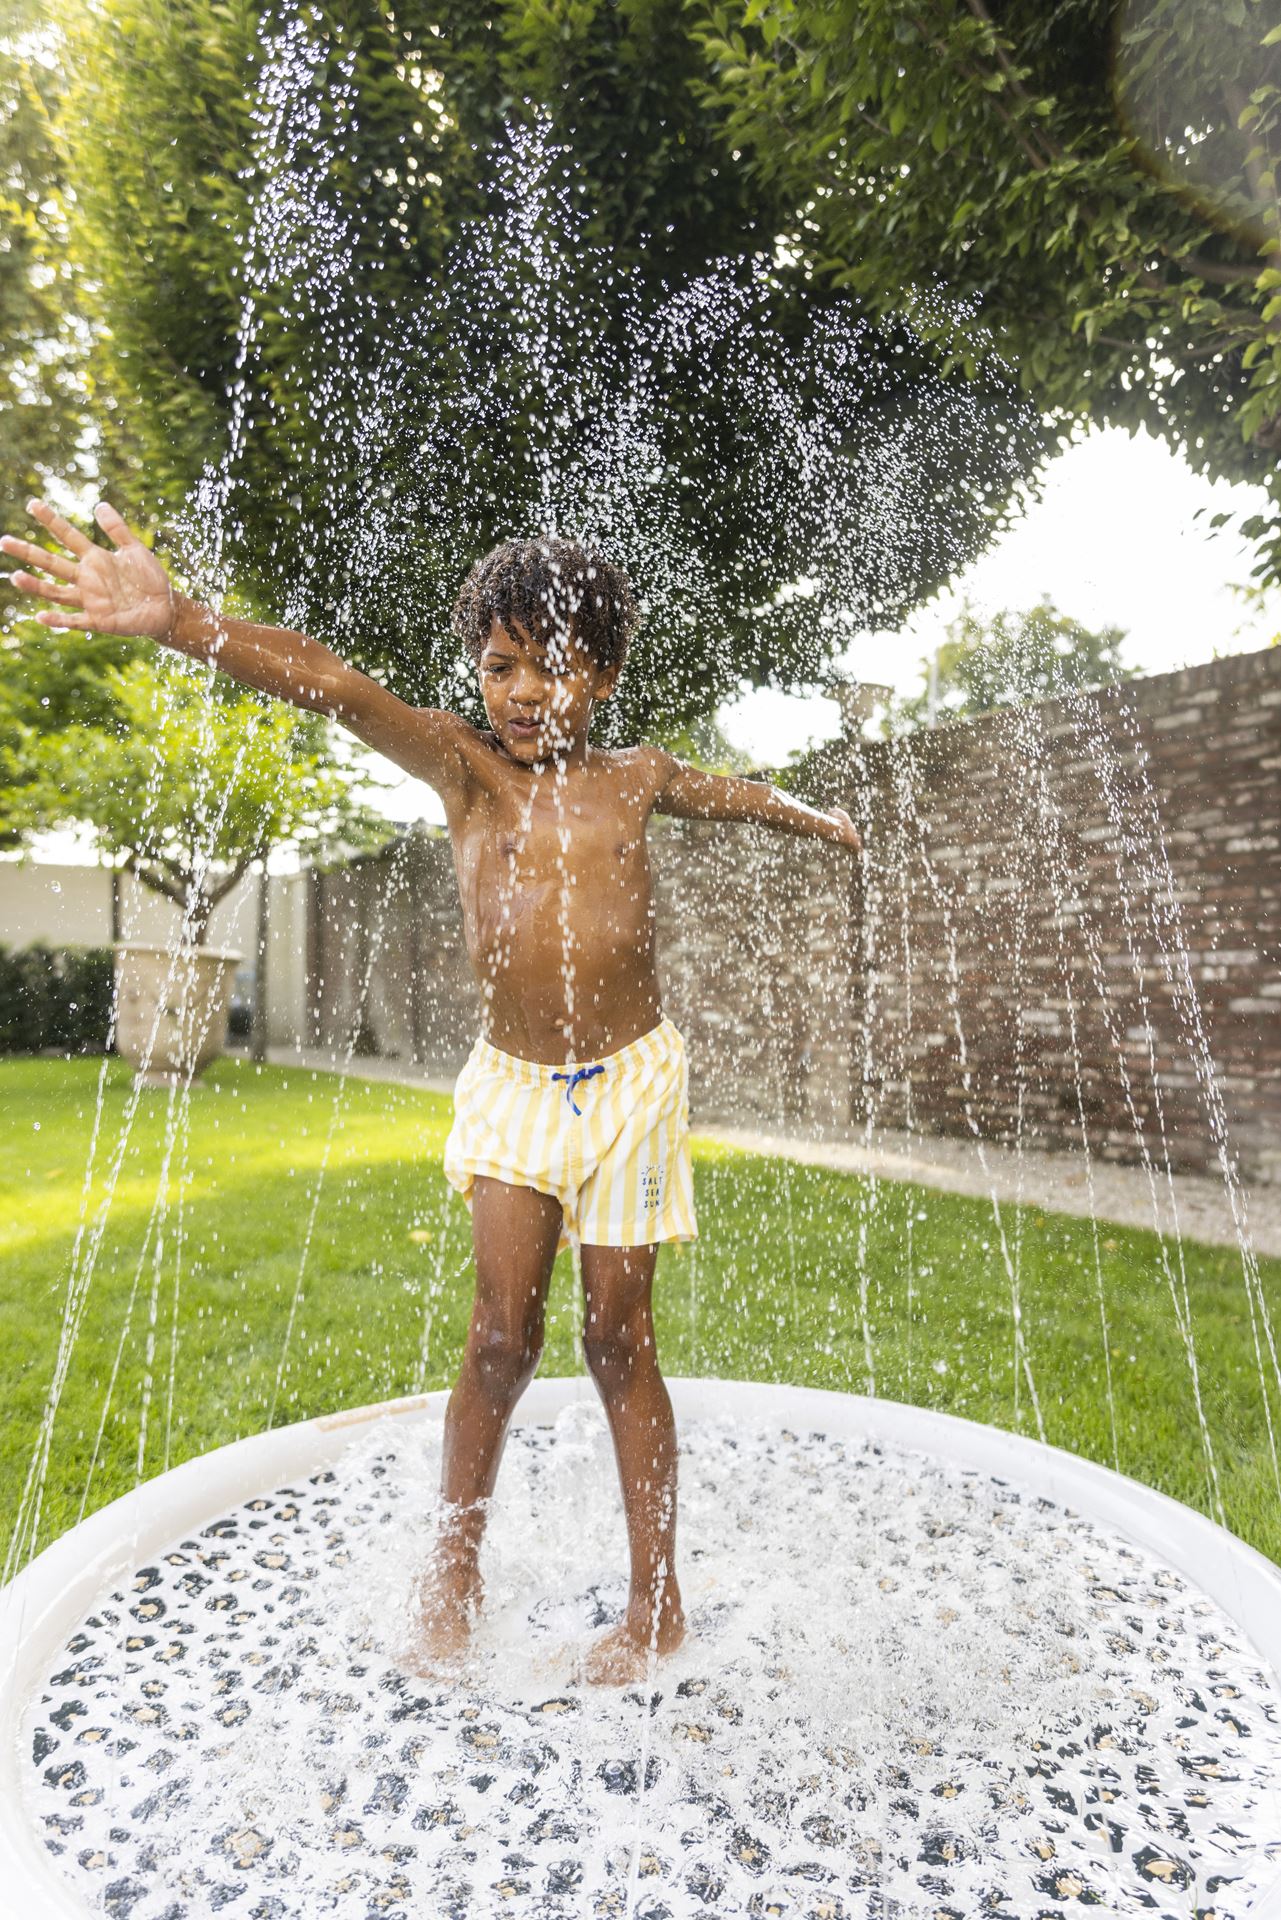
[{"left": 451, "top": 535, "right": 637, "bottom": 676}]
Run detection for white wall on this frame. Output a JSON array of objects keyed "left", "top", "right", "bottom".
[
  {"left": 264, "top": 872, "right": 310, "bottom": 1048},
  {"left": 0, "top": 861, "right": 112, "bottom": 950},
  {"left": 0, "top": 860, "right": 310, "bottom": 1049}
]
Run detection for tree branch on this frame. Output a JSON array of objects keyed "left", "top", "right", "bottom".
[
  {"left": 1092, "top": 329, "right": 1256, "bottom": 360},
  {"left": 958, "top": 0, "right": 1066, "bottom": 167},
  {"left": 772, "top": 27, "right": 890, "bottom": 138},
  {"left": 121, "top": 850, "right": 186, "bottom": 906},
  {"left": 207, "top": 854, "right": 255, "bottom": 907},
  {"left": 1222, "top": 81, "right": 1281, "bottom": 275},
  {"left": 908, "top": 9, "right": 1051, "bottom": 174},
  {"left": 152, "top": 849, "right": 191, "bottom": 886},
  {"left": 1173, "top": 250, "right": 1262, "bottom": 287}
]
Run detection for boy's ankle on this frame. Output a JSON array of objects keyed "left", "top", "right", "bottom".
[
  {"left": 435, "top": 1497, "right": 488, "bottom": 1560},
  {"left": 627, "top": 1576, "right": 684, "bottom": 1635},
  {"left": 432, "top": 1536, "right": 481, "bottom": 1579}
]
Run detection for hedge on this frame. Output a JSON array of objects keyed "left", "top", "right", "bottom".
[{"left": 0, "top": 942, "right": 115, "bottom": 1055}]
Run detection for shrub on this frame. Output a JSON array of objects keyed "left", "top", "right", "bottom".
[{"left": 0, "top": 942, "right": 115, "bottom": 1055}]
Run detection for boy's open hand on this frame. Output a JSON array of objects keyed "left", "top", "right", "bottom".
[{"left": 1, "top": 498, "right": 174, "bottom": 640}]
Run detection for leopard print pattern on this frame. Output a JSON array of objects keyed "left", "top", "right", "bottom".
[{"left": 21, "top": 1410, "right": 1281, "bottom": 1919}]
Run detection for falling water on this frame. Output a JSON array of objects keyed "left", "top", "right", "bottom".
[{"left": 6, "top": 0, "right": 1281, "bottom": 1915}]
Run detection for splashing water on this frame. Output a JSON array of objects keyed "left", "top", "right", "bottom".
[
  {"left": 150, "top": 0, "right": 1043, "bottom": 742},
  {"left": 5, "top": 1, "right": 1281, "bottom": 1915},
  {"left": 20, "top": 1404, "right": 1281, "bottom": 1919}
]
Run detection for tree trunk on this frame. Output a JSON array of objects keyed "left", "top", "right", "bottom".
[
  {"left": 252, "top": 859, "right": 269, "bottom": 1063},
  {"left": 187, "top": 890, "right": 214, "bottom": 946}
]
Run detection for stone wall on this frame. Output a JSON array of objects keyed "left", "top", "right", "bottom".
[
  {"left": 800, "top": 644, "right": 1281, "bottom": 1184},
  {"left": 304, "top": 645, "right": 1281, "bottom": 1184},
  {"left": 304, "top": 834, "right": 477, "bottom": 1073}
]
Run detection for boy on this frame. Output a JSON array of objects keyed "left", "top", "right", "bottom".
[{"left": 3, "top": 498, "right": 861, "bottom": 1684}]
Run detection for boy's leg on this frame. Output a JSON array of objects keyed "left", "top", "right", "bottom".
[
  {"left": 578, "top": 1241, "right": 685, "bottom": 1684},
  {"left": 411, "top": 1175, "right": 562, "bottom": 1666}
]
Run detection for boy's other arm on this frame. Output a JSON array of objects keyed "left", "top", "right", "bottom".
[{"left": 647, "top": 749, "right": 861, "bottom": 852}]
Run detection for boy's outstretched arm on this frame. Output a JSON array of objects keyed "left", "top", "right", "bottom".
[
  {"left": 2, "top": 498, "right": 472, "bottom": 799},
  {"left": 648, "top": 748, "right": 862, "bottom": 852}
]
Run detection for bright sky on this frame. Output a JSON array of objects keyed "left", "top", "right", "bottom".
[
  {"left": 724, "top": 422, "right": 1281, "bottom": 764},
  {"left": 15, "top": 421, "right": 1281, "bottom": 864}
]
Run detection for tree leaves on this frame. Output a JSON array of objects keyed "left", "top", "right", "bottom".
[
  {"left": 890, "top": 596, "right": 1136, "bottom": 731},
  {"left": 0, "top": 643, "right": 399, "bottom": 895},
  {"left": 693, "top": 0, "right": 1281, "bottom": 582},
  {"left": 25, "top": 0, "right": 1041, "bottom": 741}
]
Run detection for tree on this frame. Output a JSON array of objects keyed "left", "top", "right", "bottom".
[
  {"left": 0, "top": 644, "right": 399, "bottom": 941},
  {"left": 890, "top": 596, "right": 1134, "bottom": 729},
  {"left": 0, "top": 616, "right": 147, "bottom": 851},
  {"left": 0, "top": 0, "right": 94, "bottom": 541},
  {"left": 693, "top": 0, "right": 1281, "bottom": 584},
  {"left": 26, "top": 0, "right": 1043, "bottom": 744}
]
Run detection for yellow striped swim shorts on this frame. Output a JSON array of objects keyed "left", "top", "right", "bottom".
[{"left": 443, "top": 1017, "right": 698, "bottom": 1253}]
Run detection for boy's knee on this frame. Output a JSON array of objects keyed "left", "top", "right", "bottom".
[
  {"left": 582, "top": 1316, "right": 646, "bottom": 1394},
  {"left": 470, "top": 1314, "right": 543, "bottom": 1396}
]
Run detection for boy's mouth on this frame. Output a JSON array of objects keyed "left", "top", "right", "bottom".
[{"left": 507, "top": 716, "right": 543, "bottom": 740}]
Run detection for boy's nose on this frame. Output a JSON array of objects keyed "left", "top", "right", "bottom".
[{"left": 512, "top": 684, "right": 541, "bottom": 710}]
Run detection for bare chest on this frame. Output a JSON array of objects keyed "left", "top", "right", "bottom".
[{"left": 449, "top": 778, "right": 654, "bottom": 941}]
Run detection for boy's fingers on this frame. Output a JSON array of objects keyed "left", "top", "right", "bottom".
[
  {"left": 93, "top": 500, "right": 141, "bottom": 548},
  {"left": 24, "top": 498, "right": 92, "bottom": 558},
  {"left": 0, "top": 535, "right": 79, "bottom": 581},
  {"left": 35, "top": 608, "right": 95, "bottom": 629},
  {"left": 10, "top": 571, "right": 81, "bottom": 605}
]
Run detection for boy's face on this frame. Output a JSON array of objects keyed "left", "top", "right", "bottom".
[{"left": 478, "top": 616, "right": 618, "bottom": 766}]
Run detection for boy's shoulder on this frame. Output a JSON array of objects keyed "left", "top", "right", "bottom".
[
  {"left": 594, "top": 741, "right": 674, "bottom": 774},
  {"left": 593, "top": 741, "right": 676, "bottom": 793}
]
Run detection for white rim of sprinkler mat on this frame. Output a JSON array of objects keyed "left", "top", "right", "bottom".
[{"left": 2, "top": 1375, "right": 1280, "bottom": 1918}]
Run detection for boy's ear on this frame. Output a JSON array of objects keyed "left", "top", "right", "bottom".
[{"left": 594, "top": 665, "right": 621, "bottom": 703}]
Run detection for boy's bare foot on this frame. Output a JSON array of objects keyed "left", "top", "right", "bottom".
[
  {"left": 583, "top": 1584, "right": 686, "bottom": 1687},
  {"left": 404, "top": 1556, "right": 482, "bottom": 1679}
]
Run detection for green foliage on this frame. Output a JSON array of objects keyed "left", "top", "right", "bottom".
[
  {"left": 0, "top": 941, "right": 113, "bottom": 1054},
  {"left": 52, "top": 0, "right": 273, "bottom": 514},
  {"left": 692, "top": 0, "right": 1281, "bottom": 584},
  {"left": 1226, "top": 578, "right": 1281, "bottom": 649},
  {"left": 892, "top": 596, "right": 1134, "bottom": 729},
  {"left": 21, "top": 0, "right": 1042, "bottom": 741},
  {"left": 429, "top": 0, "right": 776, "bottom": 278},
  {"left": 0, "top": 645, "right": 398, "bottom": 936},
  {"left": 0, "top": 617, "right": 151, "bottom": 851},
  {"left": 652, "top": 703, "right": 766, "bottom": 772},
  {"left": 0, "top": 0, "right": 94, "bottom": 539}
]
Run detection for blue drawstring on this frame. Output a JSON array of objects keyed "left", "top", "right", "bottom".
[{"left": 551, "top": 1063, "right": 604, "bottom": 1115}]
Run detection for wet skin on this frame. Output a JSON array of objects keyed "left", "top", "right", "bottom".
[
  {"left": 2, "top": 498, "right": 862, "bottom": 1685},
  {"left": 446, "top": 619, "right": 667, "bottom": 1062}
]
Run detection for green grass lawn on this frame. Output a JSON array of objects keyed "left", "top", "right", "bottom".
[{"left": 3, "top": 1053, "right": 1279, "bottom": 1566}]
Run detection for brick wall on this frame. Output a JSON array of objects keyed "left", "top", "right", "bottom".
[
  {"left": 797, "top": 645, "right": 1281, "bottom": 1185},
  {"left": 305, "top": 645, "right": 1281, "bottom": 1185}
]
